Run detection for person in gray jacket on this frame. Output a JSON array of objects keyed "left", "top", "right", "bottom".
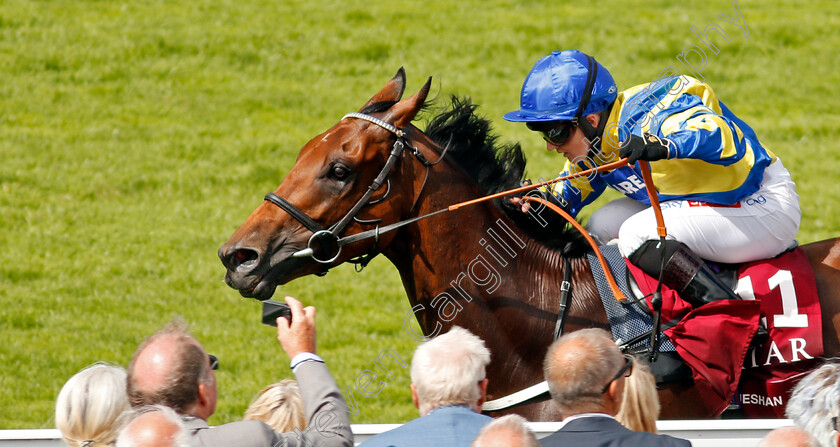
[{"left": 126, "top": 296, "right": 352, "bottom": 447}]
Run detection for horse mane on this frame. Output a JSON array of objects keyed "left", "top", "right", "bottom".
[{"left": 421, "top": 96, "right": 589, "bottom": 257}]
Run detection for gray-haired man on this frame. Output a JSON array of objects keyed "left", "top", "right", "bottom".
[
  {"left": 360, "top": 326, "right": 493, "bottom": 447},
  {"left": 786, "top": 362, "right": 840, "bottom": 447}
]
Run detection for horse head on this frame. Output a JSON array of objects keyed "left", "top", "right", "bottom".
[{"left": 219, "top": 69, "right": 432, "bottom": 299}]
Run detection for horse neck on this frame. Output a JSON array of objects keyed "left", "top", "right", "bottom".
[{"left": 382, "top": 141, "right": 603, "bottom": 351}]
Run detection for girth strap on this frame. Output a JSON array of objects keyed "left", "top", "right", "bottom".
[{"left": 554, "top": 257, "right": 573, "bottom": 340}]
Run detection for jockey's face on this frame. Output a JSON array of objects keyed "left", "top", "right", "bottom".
[{"left": 543, "top": 113, "right": 600, "bottom": 163}]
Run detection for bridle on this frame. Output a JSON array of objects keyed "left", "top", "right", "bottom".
[
  {"left": 263, "top": 112, "right": 448, "bottom": 270},
  {"left": 261, "top": 111, "right": 670, "bottom": 410}
]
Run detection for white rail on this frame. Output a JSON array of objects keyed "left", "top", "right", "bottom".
[{"left": 0, "top": 419, "right": 795, "bottom": 446}]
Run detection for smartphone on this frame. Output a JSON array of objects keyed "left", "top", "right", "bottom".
[{"left": 262, "top": 300, "right": 292, "bottom": 326}]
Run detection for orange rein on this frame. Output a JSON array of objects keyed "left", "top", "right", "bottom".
[
  {"left": 448, "top": 158, "right": 630, "bottom": 211},
  {"left": 447, "top": 157, "right": 667, "bottom": 303},
  {"left": 638, "top": 160, "right": 667, "bottom": 238},
  {"left": 520, "top": 195, "right": 628, "bottom": 301}
]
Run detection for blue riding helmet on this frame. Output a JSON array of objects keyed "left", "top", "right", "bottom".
[{"left": 504, "top": 50, "right": 617, "bottom": 123}]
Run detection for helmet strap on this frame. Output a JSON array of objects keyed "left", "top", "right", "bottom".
[
  {"left": 572, "top": 56, "right": 607, "bottom": 154},
  {"left": 585, "top": 107, "right": 612, "bottom": 156}
]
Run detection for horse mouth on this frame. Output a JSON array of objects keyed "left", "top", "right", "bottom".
[
  {"left": 239, "top": 277, "right": 278, "bottom": 301},
  {"left": 226, "top": 248, "right": 312, "bottom": 300}
]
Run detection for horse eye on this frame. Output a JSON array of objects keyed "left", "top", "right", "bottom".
[{"left": 330, "top": 164, "right": 350, "bottom": 180}]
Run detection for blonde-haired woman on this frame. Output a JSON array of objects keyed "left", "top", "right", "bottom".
[
  {"left": 55, "top": 363, "right": 130, "bottom": 447},
  {"left": 616, "top": 358, "right": 660, "bottom": 433},
  {"left": 243, "top": 379, "right": 306, "bottom": 432}
]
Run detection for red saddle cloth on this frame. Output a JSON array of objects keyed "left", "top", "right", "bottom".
[{"left": 626, "top": 247, "right": 822, "bottom": 416}]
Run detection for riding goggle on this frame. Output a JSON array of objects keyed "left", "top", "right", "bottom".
[{"left": 527, "top": 121, "right": 575, "bottom": 146}]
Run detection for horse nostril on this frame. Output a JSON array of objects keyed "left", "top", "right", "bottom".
[
  {"left": 225, "top": 248, "right": 259, "bottom": 271},
  {"left": 234, "top": 249, "right": 257, "bottom": 264}
]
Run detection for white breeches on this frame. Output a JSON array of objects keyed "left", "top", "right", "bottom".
[{"left": 587, "top": 160, "right": 802, "bottom": 264}]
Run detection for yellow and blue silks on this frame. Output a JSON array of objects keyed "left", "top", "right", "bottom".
[{"left": 550, "top": 75, "right": 775, "bottom": 218}]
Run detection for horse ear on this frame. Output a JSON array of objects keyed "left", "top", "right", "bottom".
[
  {"left": 360, "top": 67, "right": 407, "bottom": 110},
  {"left": 386, "top": 76, "right": 432, "bottom": 129}
]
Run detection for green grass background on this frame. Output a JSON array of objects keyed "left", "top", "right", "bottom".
[{"left": 1, "top": 0, "right": 839, "bottom": 428}]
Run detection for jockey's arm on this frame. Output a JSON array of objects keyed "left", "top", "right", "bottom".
[
  {"left": 543, "top": 162, "right": 608, "bottom": 217},
  {"left": 660, "top": 111, "right": 749, "bottom": 166}
]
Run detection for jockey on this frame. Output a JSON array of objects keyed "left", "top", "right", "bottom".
[{"left": 505, "top": 50, "right": 801, "bottom": 308}]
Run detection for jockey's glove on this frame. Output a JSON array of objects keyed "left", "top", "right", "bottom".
[
  {"left": 511, "top": 180, "right": 571, "bottom": 221},
  {"left": 619, "top": 133, "right": 673, "bottom": 165},
  {"left": 538, "top": 188, "right": 568, "bottom": 211},
  {"left": 525, "top": 188, "right": 571, "bottom": 219}
]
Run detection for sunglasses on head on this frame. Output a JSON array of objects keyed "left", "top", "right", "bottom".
[
  {"left": 527, "top": 121, "right": 576, "bottom": 146},
  {"left": 208, "top": 354, "right": 219, "bottom": 371}
]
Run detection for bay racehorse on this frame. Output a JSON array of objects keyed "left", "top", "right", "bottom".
[{"left": 218, "top": 68, "right": 840, "bottom": 420}]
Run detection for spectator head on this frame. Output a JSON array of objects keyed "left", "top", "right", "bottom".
[
  {"left": 116, "top": 404, "right": 190, "bottom": 447},
  {"left": 616, "top": 358, "right": 660, "bottom": 433},
  {"left": 543, "top": 328, "right": 628, "bottom": 418},
  {"left": 409, "top": 326, "right": 491, "bottom": 416},
  {"left": 243, "top": 379, "right": 306, "bottom": 432},
  {"left": 55, "top": 363, "right": 130, "bottom": 447},
  {"left": 126, "top": 318, "right": 217, "bottom": 420},
  {"left": 758, "top": 426, "right": 819, "bottom": 447},
  {"left": 470, "top": 414, "right": 539, "bottom": 447},
  {"left": 786, "top": 361, "right": 840, "bottom": 447}
]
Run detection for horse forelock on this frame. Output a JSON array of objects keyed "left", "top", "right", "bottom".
[{"left": 420, "top": 96, "right": 589, "bottom": 257}]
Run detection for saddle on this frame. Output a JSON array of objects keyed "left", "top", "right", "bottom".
[{"left": 587, "top": 245, "right": 823, "bottom": 416}]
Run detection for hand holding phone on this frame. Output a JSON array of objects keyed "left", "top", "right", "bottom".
[
  {"left": 262, "top": 300, "right": 292, "bottom": 326},
  {"left": 275, "top": 296, "right": 317, "bottom": 358}
]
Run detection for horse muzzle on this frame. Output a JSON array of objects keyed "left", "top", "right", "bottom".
[{"left": 218, "top": 242, "right": 317, "bottom": 300}]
